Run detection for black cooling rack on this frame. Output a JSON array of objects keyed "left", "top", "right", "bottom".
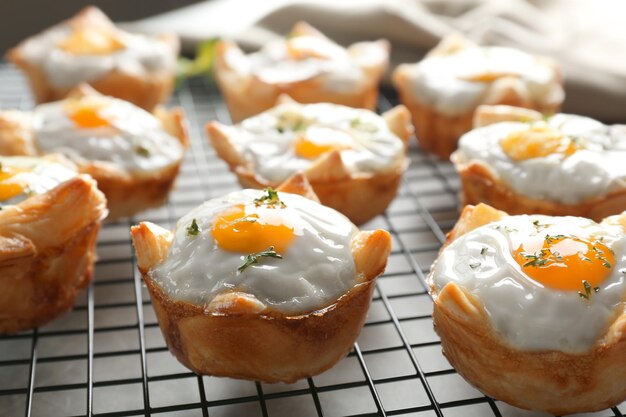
[{"left": 0, "top": 63, "right": 624, "bottom": 417}]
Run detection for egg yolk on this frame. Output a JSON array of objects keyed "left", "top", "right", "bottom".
[
  {"left": 65, "top": 99, "right": 111, "bottom": 129},
  {"left": 58, "top": 26, "right": 124, "bottom": 55},
  {"left": 294, "top": 127, "right": 353, "bottom": 159},
  {"left": 513, "top": 235, "right": 614, "bottom": 291},
  {"left": 212, "top": 204, "right": 294, "bottom": 254},
  {"left": 501, "top": 123, "right": 580, "bottom": 161},
  {"left": 0, "top": 166, "right": 26, "bottom": 201},
  {"left": 286, "top": 36, "right": 339, "bottom": 60}
]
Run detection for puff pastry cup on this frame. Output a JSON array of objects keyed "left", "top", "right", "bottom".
[
  {"left": 7, "top": 6, "right": 179, "bottom": 111},
  {"left": 0, "top": 85, "right": 188, "bottom": 220},
  {"left": 392, "top": 34, "right": 564, "bottom": 159},
  {"left": 131, "top": 174, "right": 391, "bottom": 383},
  {"left": 452, "top": 105, "right": 626, "bottom": 222},
  {"left": 0, "top": 155, "right": 107, "bottom": 334},
  {"left": 215, "top": 22, "right": 390, "bottom": 122},
  {"left": 206, "top": 96, "right": 412, "bottom": 225},
  {"left": 427, "top": 203, "right": 626, "bottom": 415}
]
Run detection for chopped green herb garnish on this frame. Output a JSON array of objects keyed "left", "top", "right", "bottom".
[
  {"left": 135, "top": 145, "right": 150, "bottom": 157},
  {"left": 276, "top": 112, "right": 308, "bottom": 132},
  {"left": 578, "top": 280, "right": 600, "bottom": 300},
  {"left": 522, "top": 249, "right": 548, "bottom": 267},
  {"left": 545, "top": 234, "right": 566, "bottom": 244},
  {"left": 238, "top": 246, "right": 283, "bottom": 273},
  {"left": 186, "top": 218, "right": 200, "bottom": 237},
  {"left": 254, "top": 188, "right": 286, "bottom": 208},
  {"left": 480, "top": 247, "right": 488, "bottom": 255},
  {"left": 493, "top": 225, "right": 518, "bottom": 233},
  {"left": 349, "top": 118, "right": 378, "bottom": 132},
  {"left": 469, "top": 262, "right": 481, "bottom": 269}
]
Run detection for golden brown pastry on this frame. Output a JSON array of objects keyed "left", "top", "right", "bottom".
[
  {"left": 131, "top": 174, "right": 391, "bottom": 383},
  {"left": 427, "top": 203, "right": 626, "bottom": 414},
  {"left": 0, "top": 85, "right": 188, "bottom": 220},
  {"left": 393, "top": 34, "right": 563, "bottom": 159},
  {"left": 215, "top": 22, "right": 389, "bottom": 122},
  {"left": 206, "top": 96, "right": 411, "bottom": 225},
  {"left": 452, "top": 105, "right": 626, "bottom": 221},
  {"left": 7, "top": 6, "right": 179, "bottom": 111},
  {"left": 0, "top": 155, "right": 107, "bottom": 334}
]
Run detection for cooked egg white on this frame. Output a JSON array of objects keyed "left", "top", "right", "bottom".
[
  {"left": 406, "top": 47, "right": 561, "bottom": 116},
  {"left": 430, "top": 214, "right": 626, "bottom": 353},
  {"left": 150, "top": 189, "right": 358, "bottom": 314},
  {"left": 455, "top": 114, "right": 626, "bottom": 204},
  {"left": 19, "top": 21, "right": 175, "bottom": 88},
  {"left": 32, "top": 95, "right": 184, "bottom": 173},
  {"left": 0, "top": 156, "right": 76, "bottom": 206},
  {"left": 229, "top": 102, "right": 405, "bottom": 183}
]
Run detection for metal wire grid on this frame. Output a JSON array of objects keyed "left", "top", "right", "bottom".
[{"left": 0, "top": 63, "right": 624, "bottom": 417}]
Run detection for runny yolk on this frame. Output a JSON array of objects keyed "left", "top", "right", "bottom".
[
  {"left": 294, "top": 127, "right": 353, "bottom": 159},
  {"left": 501, "top": 123, "right": 580, "bottom": 161},
  {"left": 513, "top": 235, "right": 615, "bottom": 291},
  {"left": 58, "top": 26, "right": 125, "bottom": 55},
  {"left": 0, "top": 167, "right": 26, "bottom": 201},
  {"left": 65, "top": 100, "right": 111, "bottom": 129},
  {"left": 212, "top": 204, "right": 295, "bottom": 254}
]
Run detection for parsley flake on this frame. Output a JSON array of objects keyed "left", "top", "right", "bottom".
[
  {"left": 522, "top": 249, "right": 549, "bottom": 267},
  {"left": 493, "top": 225, "right": 518, "bottom": 233},
  {"left": 544, "top": 234, "right": 566, "bottom": 245},
  {"left": 480, "top": 247, "right": 488, "bottom": 255},
  {"left": 135, "top": 145, "right": 150, "bottom": 157},
  {"left": 238, "top": 246, "right": 283, "bottom": 273},
  {"left": 578, "top": 280, "right": 600, "bottom": 300},
  {"left": 186, "top": 219, "right": 200, "bottom": 237},
  {"left": 469, "top": 262, "right": 481, "bottom": 269},
  {"left": 254, "top": 188, "right": 286, "bottom": 208}
]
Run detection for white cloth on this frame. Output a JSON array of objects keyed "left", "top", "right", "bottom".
[{"left": 122, "top": 0, "right": 626, "bottom": 122}]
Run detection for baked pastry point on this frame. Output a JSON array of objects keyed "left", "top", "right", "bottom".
[
  {"left": 427, "top": 203, "right": 626, "bottom": 414},
  {"left": 206, "top": 96, "right": 412, "bottom": 225},
  {"left": 0, "top": 173, "right": 107, "bottom": 334},
  {"left": 131, "top": 174, "right": 391, "bottom": 383}
]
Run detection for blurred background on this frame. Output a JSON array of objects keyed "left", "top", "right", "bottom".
[
  {"left": 0, "top": 1, "right": 201, "bottom": 54},
  {"left": 1, "top": 0, "right": 625, "bottom": 121}
]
